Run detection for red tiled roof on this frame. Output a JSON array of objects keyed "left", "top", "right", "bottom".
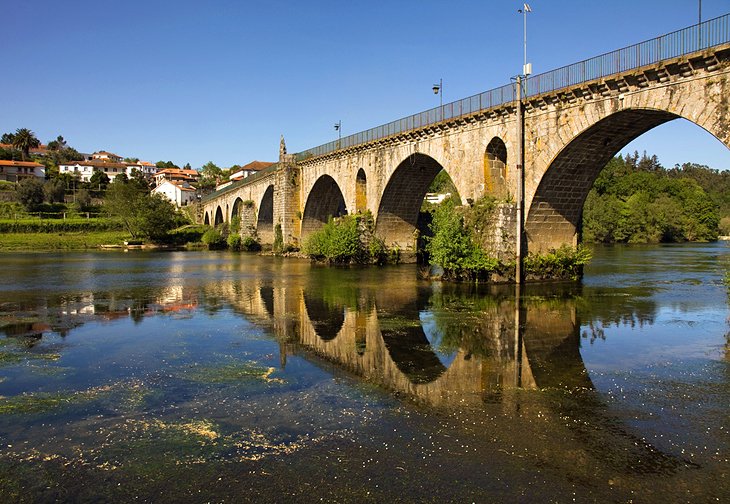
[
  {"left": 61, "top": 160, "right": 128, "bottom": 169},
  {"left": 0, "top": 160, "right": 44, "bottom": 168},
  {"left": 0, "top": 143, "right": 47, "bottom": 154},
  {"left": 240, "top": 160, "right": 274, "bottom": 171}
]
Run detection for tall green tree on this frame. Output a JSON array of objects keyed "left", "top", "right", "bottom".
[
  {"left": 12, "top": 128, "right": 41, "bottom": 161},
  {"left": 105, "top": 177, "right": 184, "bottom": 240},
  {"left": 16, "top": 178, "right": 45, "bottom": 210},
  {"left": 198, "top": 161, "right": 222, "bottom": 190},
  {"left": 43, "top": 179, "right": 66, "bottom": 203}
]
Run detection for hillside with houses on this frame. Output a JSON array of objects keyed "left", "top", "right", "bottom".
[{"left": 0, "top": 128, "right": 272, "bottom": 208}]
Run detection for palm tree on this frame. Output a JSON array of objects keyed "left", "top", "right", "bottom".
[{"left": 12, "top": 128, "right": 40, "bottom": 161}]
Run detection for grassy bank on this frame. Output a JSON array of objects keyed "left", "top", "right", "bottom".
[{"left": 0, "top": 231, "right": 132, "bottom": 251}]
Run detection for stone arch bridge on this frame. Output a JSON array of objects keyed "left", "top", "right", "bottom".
[{"left": 201, "top": 15, "right": 730, "bottom": 257}]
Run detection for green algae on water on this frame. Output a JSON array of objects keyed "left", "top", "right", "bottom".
[{"left": 184, "top": 361, "right": 284, "bottom": 384}]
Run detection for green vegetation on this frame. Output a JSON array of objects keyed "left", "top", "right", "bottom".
[
  {"left": 582, "top": 153, "right": 721, "bottom": 243},
  {"left": 184, "top": 361, "right": 282, "bottom": 384},
  {"left": 0, "top": 218, "right": 124, "bottom": 233},
  {"left": 524, "top": 245, "right": 592, "bottom": 281},
  {"left": 425, "top": 197, "right": 506, "bottom": 281},
  {"left": 272, "top": 223, "right": 284, "bottom": 253},
  {"left": 104, "top": 177, "right": 187, "bottom": 241},
  {"left": 201, "top": 228, "right": 226, "bottom": 249},
  {"left": 302, "top": 213, "right": 396, "bottom": 265},
  {"left": 0, "top": 231, "right": 131, "bottom": 250}
]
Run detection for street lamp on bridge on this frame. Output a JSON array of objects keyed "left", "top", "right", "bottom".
[
  {"left": 334, "top": 120, "right": 341, "bottom": 139},
  {"left": 432, "top": 78, "right": 443, "bottom": 120},
  {"left": 518, "top": 3, "right": 532, "bottom": 76}
]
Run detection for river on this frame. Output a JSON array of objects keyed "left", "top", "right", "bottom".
[{"left": 0, "top": 243, "right": 727, "bottom": 502}]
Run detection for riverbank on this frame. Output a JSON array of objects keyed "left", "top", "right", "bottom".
[{"left": 0, "top": 231, "right": 131, "bottom": 251}]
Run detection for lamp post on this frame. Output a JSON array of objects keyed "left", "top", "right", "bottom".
[
  {"left": 515, "top": 3, "right": 532, "bottom": 286},
  {"left": 334, "top": 121, "right": 341, "bottom": 149},
  {"left": 698, "top": 0, "right": 703, "bottom": 49},
  {"left": 518, "top": 3, "right": 532, "bottom": 76},
  {"left": 432, "top": 79, "right": 443, "bottom": 120}
]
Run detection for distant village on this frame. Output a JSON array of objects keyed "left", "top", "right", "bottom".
[{"left": 0, "top": 134, "right": 273, "bottom": 207}]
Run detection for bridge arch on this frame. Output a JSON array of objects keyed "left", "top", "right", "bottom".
[
  {"left": 231, "top": 197, "right": 244, "bottom": 224},
  {"left": 485, "top": 137, "right": 508, "bottom": 199},
  {"left": 257, "top": 185, "right": 274, "bottom": 244},
  {"left": 214, "top": 206, "right": 224, "bottom": 226},
  {"left": 525, "top": 104, "right": 730, "bottom": 253},
  {"left": 375, "top": 153, "right": 444, "bottom": 249},
  {"left": 301, "top": 175, "right": 347, "bottom": 239},
  {"left": 204, "top": 212, "right": 210, "bottom": 226},
  {"left": 355, "top": 168, "right": 367, "bottom": 213}
]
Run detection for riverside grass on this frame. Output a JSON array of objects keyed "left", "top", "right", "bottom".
[{"left": 0, "top": 231, "right": 131, "bottom": 250}]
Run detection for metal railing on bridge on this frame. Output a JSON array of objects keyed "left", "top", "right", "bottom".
[{"left": 296, "top": 13, "right": 730, "bottom": 161}]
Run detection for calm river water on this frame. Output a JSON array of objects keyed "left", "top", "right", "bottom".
[{"left": 0, "top": 243, "right": 727, "bottom": 502}]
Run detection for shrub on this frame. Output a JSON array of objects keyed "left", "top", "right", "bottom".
[
  {"left": 230, "top": 215, "right": 241, "bottom": 235},
  {"left": 719, "top": 216, "right": 730, "bottom": 236},
  {"left": 227, "top": 234, "right": 242, "bottom": 251},
  {"left": 273, "top": 223, "right": 283, "bottom": 253},
  {"left": 165, "top": 224, "right": 208, "bottom": 245},
  {"left": 16, "top": 178, "right": 44, "bottom": 210},
  {"left": 426, "top": 198, "right": 503, "bottom": 281},
  {"left": 201, "top": 228, "right": 226, "bottom": 249},
  {"left": 241, "top": 236, "right": 261, "bottom": 252},
  {"left": 303, "top": 216, "right": 364, "bottom": 264},
  {"left": 523, "top": 244, "right": 592, "bottom": 281}
]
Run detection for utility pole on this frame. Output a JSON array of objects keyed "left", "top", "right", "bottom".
[{"left": 515, "top": 75, "right": 524, "bottom": 285}]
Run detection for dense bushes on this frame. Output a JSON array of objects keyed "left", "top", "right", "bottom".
[
  {"left": 582, "top": 154, "right": 720, "bottom": 243},
  {"left": 0, "top": 218, "right": 124, "bottom": 233},
  {"left": 302, "top": 213, "right": 397, "bottom": 264},
  {"left": 524, "top": 245, "right": 592, "bottom": 281},
  {"left": 426, "top": 198, "right": 504, "bottom": 281},
  {"left": 201, "top": 228, "right": 226, "bottom": 249}
]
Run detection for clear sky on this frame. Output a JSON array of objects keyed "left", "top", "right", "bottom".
[{"left": 2, "top": 0, "right": 729, "bottom": 170}]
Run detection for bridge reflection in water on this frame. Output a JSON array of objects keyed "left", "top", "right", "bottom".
[{"left": 202, "top": 273, "right": 689, "bottom": 476}]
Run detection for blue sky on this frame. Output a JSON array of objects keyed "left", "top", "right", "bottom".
[{"left": 2, "top": 0, "right": 729, "bottom": 170}]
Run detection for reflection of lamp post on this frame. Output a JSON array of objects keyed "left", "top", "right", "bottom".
[{"left": 432, "top": 79, "right": 443, "bottom": 120}]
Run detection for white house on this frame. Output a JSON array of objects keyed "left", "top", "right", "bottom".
[
  {"left": 152, "top": 179, "right": 197, "bottom": 207},
  {"left": 59, "top": 160, "right": 158, "bottom": 183},
  {"left": 91, "top": 151, "right": 123, "bottom": 163},
  {"left": 59, "top": 160, "right": 128, "bottom": 182},
  {"left": 217, "top": 160, "right": 274, "bottom": 190},
  {"left": 0, "top": 160, "right": 45, "bottom": 181}
]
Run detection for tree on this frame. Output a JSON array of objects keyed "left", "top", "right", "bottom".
[
  {"left": 89, "top": 171, "right": 110, "bottom": 191},
  {"left": 198, "top": 161, "right": 222, "bottom": 190},
  {"left": 156, "top": 160, "right": 177, "bottom": 169},
  {"left": 16, "top": 178, "right": 45, "bottom": 210},
  {"left": 1, "top": 132, "right": 16, "bottom": 144},
  {"left": 582, "top": 154, "right": 720, "bottom": 244},
  {"left": 12, "top": 128, "right": 41, "bottom": 161},
  {"left": 43, "top": 179, "right": 66, "bottom": 203},
  {"left": 75, "top": 188, "right": 91, "bottom": 209},
  {"left": 105, "top": 177, "right": 184, "bottom": 240},
  {"left": 46, "top": 135, "right": 67, "bottom": 151},
  {"left": 123, "top": 157, "right": 140, "bottom": 163},
  {"left": 128, "top": 168, "right": 150, "bottom": 191}
]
